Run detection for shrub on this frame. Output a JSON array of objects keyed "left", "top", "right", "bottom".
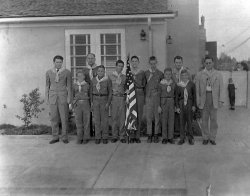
[{"left": 16, "top": 88, "right": 44, "bottom": 128}]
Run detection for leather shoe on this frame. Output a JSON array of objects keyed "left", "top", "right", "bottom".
[
  {"left": 153, "top": 135, "right": 159, "bottom": 143},
  {"left": 210, "top": 140, "right": 216, "bottom": 145},
  {"left": 162, "top": 139, "right": 168, "bottom": 144},
  {"left": 103, "top": 139, "right": 108, "bottom": 144},
  {"left": 76, "top": 139, "right": 82, "bottom": 144},
  {"left": 188, "top": 138, "right": 194, "bottom": 145},
  {"left": 135, "top": 138, "right": 141, "bottom": 143},
  {"left": 111, "top": 139, "right": 118, "bottom": 143},
  {"left": 203, "top": 140, "right": 209, "bottom": 145},
  {"left": 49, "top": 139, "right": 59, "bottom": 144},
  {"left": 120, "top": 139, "right": 126, "bottom": 143},
  {"left": 168, "top": 139, "right": 175, "bottom": 144},
  {"left": 147, "top": 136, "right": 152, "bottom": 143},
  {"left": 62, "top": 139, "right": 69, "bottom": 144},
  {"left": 82, "top": 139, "right": 89, "bottom": 144},
  {"left": 178, "top": 139, "right": 185, "bottom": 145},
  {"left": 95, "top": 139, "right": 101, "bottom": 144}
]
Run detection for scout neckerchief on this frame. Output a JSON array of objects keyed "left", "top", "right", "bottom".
[
  {"left": 112, "top": 71, "right": 122, "bottom": 84},
  {"left": 86, "top": 63, "right": 97, "bottom": 80},
  {"left": 75, "top": 80, "right": 87, "bottom": 92},
  {"left": 203, "top": 68, "right": 214, "bottom": 91},
  {"left": 53, "top": 67, "right": 65, "bottom": 83},
  {"left": 96, "top": 75, "right": 108, "bottom": 92},
  {"left": 147, "top": 68, "right": 156, "bottom": 82},
  {"left": 179, "top": 80, "right": 189, "bottom": 106},
  {"left": 160, "top": 79, "right": 173, "bottom": 92}
]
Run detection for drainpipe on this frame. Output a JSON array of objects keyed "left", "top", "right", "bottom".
[
  {"left": 164, "top": 18, "right": 168, "bottom": 68},
  {"left": 148, "top": 17, "right": 153, "bottom": 56}
]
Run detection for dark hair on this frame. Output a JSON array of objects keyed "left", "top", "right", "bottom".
[
  {"left": 174, "top": 56, "right": 183, "bottom": 62},
  {"left": 131, "top": 56, "right": 139, "bottom": 61},
  {"left": 180, "top": 69, "right": 188, "bottom": 75},
  {"left": 53, "top": 55, "right": 63, "bottom": 62},
  {"left": 204, "top": 56, "right": 214, "bottom": 62},
  {"left": 76, "top": 70, "right": 84, "bottom": 76},
  {"left": 164, "top": 67, "right": 172, "bottom": 73},
  {"left": 149, "top": 56, "right": 157, "bottom": 61},
  {"left": 97, "top": 65, "right": 105, "bottom": 70},
  {"left": 116, "top": 60, "right": 124, "bottom": 66},
  {"left": 87, "top": 53, "right": 96, "bottom": 58}
]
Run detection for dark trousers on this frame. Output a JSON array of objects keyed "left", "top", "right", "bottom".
[
  {"left": 179, "top": 100, "right": 193, "bottom": 140},
  {"left": 229, "top": 95, "right": 235, "bottom": 107}
]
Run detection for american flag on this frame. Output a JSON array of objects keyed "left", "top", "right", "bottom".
[{"left": 124, "top": 56, "right": 137, "bottom": 131}]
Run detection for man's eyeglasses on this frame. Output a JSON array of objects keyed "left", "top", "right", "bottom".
[{"left": 205, "top": 62, "right": 213, "bottom": 65}]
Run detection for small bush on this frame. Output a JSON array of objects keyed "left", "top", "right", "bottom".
[
  {"left": 2, "top": 124, "right": 51, "bottom": 135},
  {"left": 0, "top": 124, "right": 16, "bottom": 129},
  {"left": 16, "top": 88, "right": 44, "bottom": 128}
]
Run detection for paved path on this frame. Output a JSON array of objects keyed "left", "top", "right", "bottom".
[{"left": 0, "top": 107, "right": 250, "bottom": 196}]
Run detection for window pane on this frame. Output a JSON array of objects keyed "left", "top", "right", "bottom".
[
  {"left": 70, "top": 35, "right": 73, "bottom": 44},
  {"left": 101, "top": 56, "right": 105, "bottom": 65},
  {"left": 75, "top": 35, "right": 86, "bottom": 44},
  {"left": 70, "top": 46, "right": 74, "bottom": 56},
  {"left": 105, "top": 34, "right": 117, "bottom": 44},
  {"left": 118, "top": 34, "right": 121, "bottom": 44},
  {"left": 75, "top": 57, "right": 86, "bottom": 67},
  {"left": 75, "top": 46, "right": 86, "bottom": 55},
  {"left": 106, "top": 56, "right": 117, "bottom": 67},
  {"left": 100, "top": 34, "right": 104, "bottom": 44},
  {"left": 87, "top": 35, "right": 91, "bottom": 44},
  {"left": 106, "top": 45, "right": 117, "bottom": 55},
  {"left": 118, "top": 46, "right": 121, "bottom": 55},
  {"left": 88, "top": 46, "right": 91, "bottom": 54},
  {"left": 71, "top": 57, "right": 74, "bottom": 67},
  {"left": 101, "top": 45, "right": 104, "bottom": 55}
]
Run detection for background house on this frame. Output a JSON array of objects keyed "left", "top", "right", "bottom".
[{"left": 0, "top": 0, "right": 205, "bottom": 125}]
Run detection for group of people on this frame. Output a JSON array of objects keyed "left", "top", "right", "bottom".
[{"left": 45, "top": 53, "right": 224, "bottom": 146}]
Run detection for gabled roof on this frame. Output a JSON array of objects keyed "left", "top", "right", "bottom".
[{"left": 0, "top": 0, "right": 169, "bottom": 18}]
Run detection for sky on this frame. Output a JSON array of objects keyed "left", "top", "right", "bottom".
[{"left": 199, "top": 0, "right": 250, "bottom": 61}]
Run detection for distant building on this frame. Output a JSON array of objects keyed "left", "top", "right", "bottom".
[
  {"left": 206, "top": 41, "right": 218, "bottom": 65},
  {"left": 0, "top": 0, "right": 205, "bottom": 125}
]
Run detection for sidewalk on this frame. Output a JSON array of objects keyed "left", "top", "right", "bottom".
[{"left": 0, "top": 107, "right": 250, "bottom": 196}]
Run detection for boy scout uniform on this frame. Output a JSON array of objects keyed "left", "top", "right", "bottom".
[
  {"left": 176, "top": 81, "right": 196, "bottom": 141},
  {"left": 159, "top": 79, "right": 176, "bottom": 140},
  {"left": 109, "top": 72, "right": 126, "bottom": 140},
  {"left": 91, "top": 76, "right": 112, "bottom": 139},
  {"left": 72, "top": 81, "right": 91, "bottom": 141},
  {"left": 45, "top": 68, "right": 72, "bottom": 141},
  {"left": 132, "top": 70, "right": 146, "bottom": 138},
  {"left": 145, "top": 69, "right": 164, "bottom": 136}
]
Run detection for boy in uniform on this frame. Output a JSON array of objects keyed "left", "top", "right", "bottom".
[
  {"left": 145, "top": 56, "right": 164, "bottom": 143},
  {"left": 72, "top": 71, "right": 91, "bottom": 144},
  {"left": 110, "top": 60, "right": 126, "bottom": 143},
  {"left": 228, "top": 78, "right": 236, "bottom": 110},
  {"left": 176, "top": 69, "right": 196, "bottom": 145},
  {"left": 91, "top": 65, "right": 112, "bottom": 144},
  {"left": 158, "top": 68, "right": 176, "bottom": 144}
]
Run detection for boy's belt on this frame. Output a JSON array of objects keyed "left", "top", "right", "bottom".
[
  {"left": 93, "top": 94, "right": 108, "bottom": 97},
  {"left": 113, "top": 93, "right": 125, "bottom": 97},
  {"left": 161, "top": 97, "right": 174, "bottom": 98}
]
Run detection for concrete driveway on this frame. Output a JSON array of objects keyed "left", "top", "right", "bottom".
[{"left": 0, "top": 107, "right": 250, "bottom": 196}]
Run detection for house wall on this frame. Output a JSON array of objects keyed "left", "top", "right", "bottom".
[
  {"left": 0, "top": 20, "right": 167, "bottom": 126},
  {"left": 167, "top": 0, "right": 200, "bottom": 74}
]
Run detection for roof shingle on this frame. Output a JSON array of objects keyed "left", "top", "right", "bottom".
[{"left": 0, "top": 0, "right": 169, "bottom": 18}]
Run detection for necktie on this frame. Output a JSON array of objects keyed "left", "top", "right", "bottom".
[{"left": 184, "top": 87, "right": 188, "bottom": 106}]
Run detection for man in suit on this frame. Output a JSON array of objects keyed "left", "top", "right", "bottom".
[
  {"left": 195, "top": 56, "right": 223, "bottom": 145},
  {"left": 45, "top": 55, "right": 72, "bottom": 144},
  {"left": 83, "top": 53, "right": 99, "bottom": 84},
  {"left": 145, "top": 56, "right": 164, "bottom": 143}
]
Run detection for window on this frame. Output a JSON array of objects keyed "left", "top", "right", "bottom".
[{"left": 65, "top": 29, "right": 125, "bottom": 79}]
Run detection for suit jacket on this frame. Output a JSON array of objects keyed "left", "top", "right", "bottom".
[
  {"left": 45, "top": 68, "right": 72, "bottom": 104},
  {"left": 82, "top": 66, "right": 99, "bottom": 84},
  {"left": 175, "top": 81, "right": 196, "bottom": 109},
  {"left": 195, "top": 69, "right": 223, "bottom": 109},
  {"left": 145, "top": 69, "right": 164, "bottom": 97}
]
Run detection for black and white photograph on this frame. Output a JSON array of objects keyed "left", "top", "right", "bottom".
[{"left": 0, "top": 0, "right": 250, "bottom": 195}]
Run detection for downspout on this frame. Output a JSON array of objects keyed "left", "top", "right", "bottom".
[
  {"left": 164, "top": 18, "right": 168, "bottom": 68},
  {"left": 148, "top": 17, "right": 153, "bottom": 56}
]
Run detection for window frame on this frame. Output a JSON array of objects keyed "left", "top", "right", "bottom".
[{"left": 65, "top": 29, "right": 126, "bottom": 72}]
